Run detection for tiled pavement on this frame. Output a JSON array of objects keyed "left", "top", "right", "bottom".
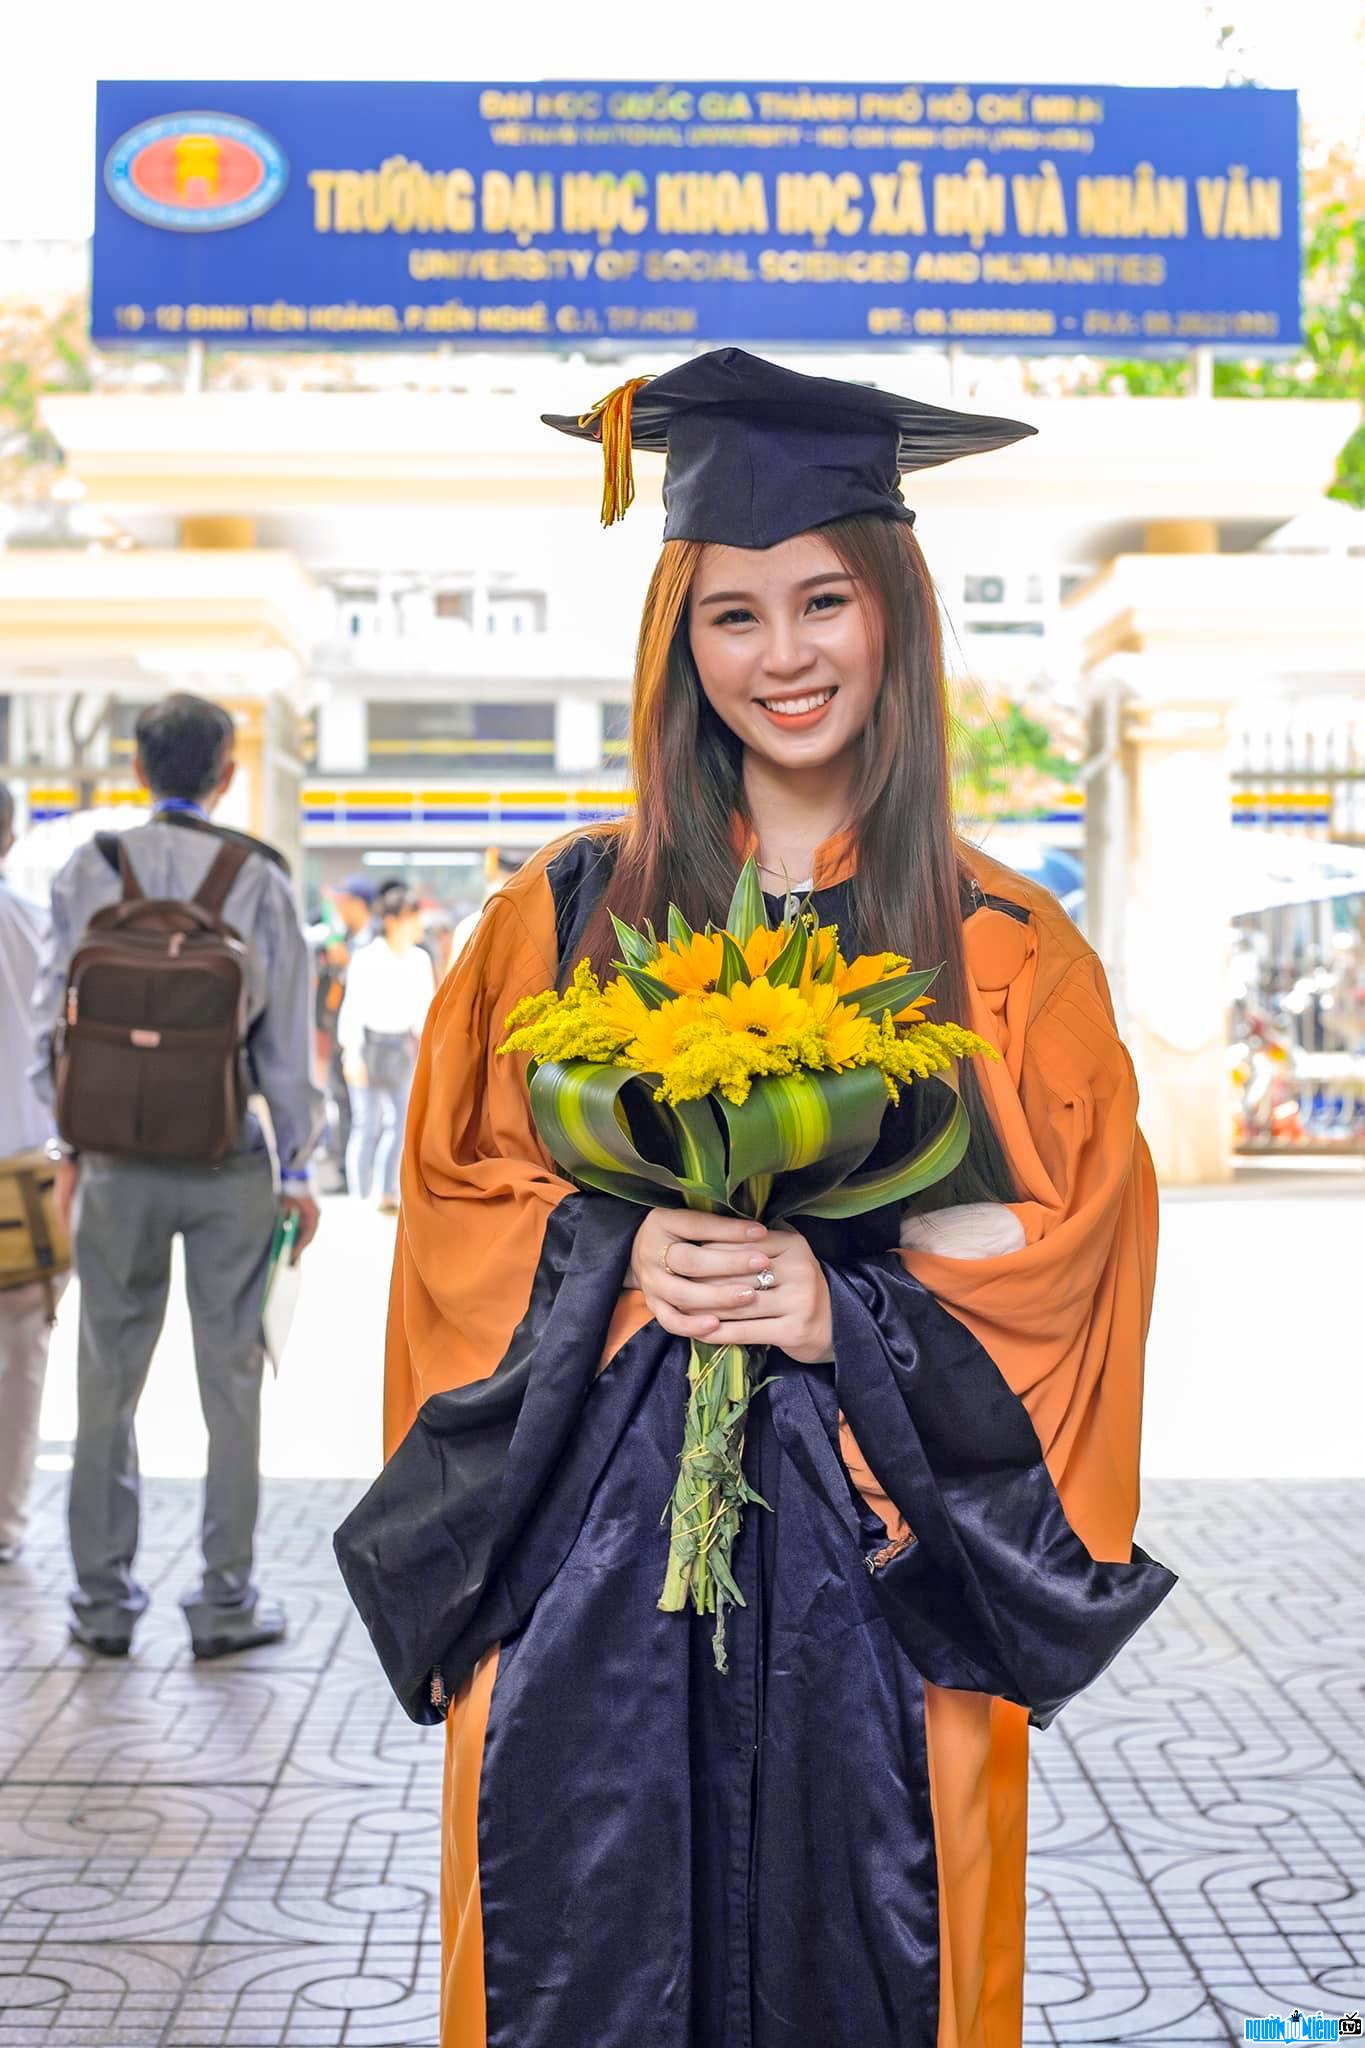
[{"left": 0, "top": 1472, "right": 1360, "bottom": 2046}]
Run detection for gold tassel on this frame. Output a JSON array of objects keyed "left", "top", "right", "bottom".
[{"left": 577, "top": 375, "right": 651, "bottom": 526}]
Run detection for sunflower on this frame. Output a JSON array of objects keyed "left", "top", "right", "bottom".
[
  {"left": 653, "top": 932, "right": 726, "bottom": 996},
  {"left": 705, "top": 977, "right": 817, "bottom": 1046},
  {"left": 599, "top": 976, "right": 657, "bottom": 1045},
  {"left": 742, "top": 921, "right": 840, "bottom": 987},
  {"left": 807, "top": 983, "right": 874, "bottom": 1068},
  {"left": 741, "top": 926, "right": 787, "bottom": 977},
  {"left": 833, "top": 949, "right": 934, "bottom": 1025},
  {"left": 831, "top": 949, "right": 910, "bottom": 996},
  {"left": 624, "top": 996, "right": 712, "bottom": 1077}
]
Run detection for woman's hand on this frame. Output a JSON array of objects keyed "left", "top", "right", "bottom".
[
  {"left": 342, "top": 1052, "right": 368, "bottom": 1088},
  {"left": 628, "top": 1210, "right": 833, "bottom": 1364}
]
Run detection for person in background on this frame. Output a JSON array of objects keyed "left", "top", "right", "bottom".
[
  {"left": 312, "top": 873, "right": 379, "bottom": 1192},
  {"left": 337, "top": 884, "right": 435, "bottom": 1216},
  {"left": 30, "top": 694, "right": 322, "bottom": 1660},
  {"left": 0, "top": 782, "right": 57, "bottom": 1565},
  {"left": 419, "top": 907, "right": 456, "bottom": 983},
  {"left": 448, "top": 849, "right": 523, "bottom": 966}
]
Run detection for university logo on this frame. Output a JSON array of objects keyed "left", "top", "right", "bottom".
[{"left": 103, "top": 111, "right": 288, "bottom": 232}]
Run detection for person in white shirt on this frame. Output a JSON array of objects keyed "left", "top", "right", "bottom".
[
  {"left": 337, "top": 886, "right": 435, "bottom": 1214},
  {"left": 0, "top": 782, "right": 58, "bottom": 1563}
]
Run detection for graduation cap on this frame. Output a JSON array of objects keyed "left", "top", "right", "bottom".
[{"left": 542, "top": 346, "right": 1036, "bottom": 550}]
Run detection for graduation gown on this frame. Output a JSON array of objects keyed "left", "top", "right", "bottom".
[{"left": 337, "top": 826, "right": 1173, "bottom": 2048}]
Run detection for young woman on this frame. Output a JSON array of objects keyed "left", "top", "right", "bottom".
[
  {"left": 337, "top": 883, "right": 435, "bottom": 1213},
  {"left": 340, "top": 351, "right": 1174, "bottom": 2048}
]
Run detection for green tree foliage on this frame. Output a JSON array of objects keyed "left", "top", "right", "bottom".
[
  {"left": 952, "top": 697, "right": 1079, "bottom": 822},
  {"left": 0, "top": 300, "right": 91, "bottom": 495}
]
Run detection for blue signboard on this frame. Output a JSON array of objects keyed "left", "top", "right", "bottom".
[{"left": 92, "top": 80, "right": 1300, "bottom": 352}]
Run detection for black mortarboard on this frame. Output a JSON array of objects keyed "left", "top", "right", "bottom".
[{"left": 542, "top": 346, "right": 1036, "bottom": 550}]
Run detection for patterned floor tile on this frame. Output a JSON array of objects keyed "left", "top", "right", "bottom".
[
  {"left": 0, "top": 1782, "right": 267, "bottom": 1862},
  {"left": 164, "top": 1939, "right": 440, "bottom": 2046},
  {"left": 0, "top": 1475, "right": 1360, "bottom": 2045}
]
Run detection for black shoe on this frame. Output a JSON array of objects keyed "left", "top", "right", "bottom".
[
  {"left": 191, "top": 1602, "right": 287, "bottom": 1661},
  {"left": 70, "top": 1626, "right": 132, "bottom": 1658}
]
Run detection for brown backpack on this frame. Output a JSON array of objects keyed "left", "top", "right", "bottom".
[{"left": 55, "top": 835, "right": 253, "bottom": 1165}]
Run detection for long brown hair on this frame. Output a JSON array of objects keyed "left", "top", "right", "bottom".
[{"left": 577, "top": 513, "right": 1017, "bottom": 1208}]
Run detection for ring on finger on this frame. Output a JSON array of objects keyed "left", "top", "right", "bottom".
[
  {"left": 662, "top": 1242, "right": 679, "bottom": 1278},
  {"left": 755, "top": 1268, "right": 777, "bottom": 1291}
]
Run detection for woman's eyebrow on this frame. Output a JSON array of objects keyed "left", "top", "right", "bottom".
[{"left": 696, "top": 570, "right": 857, "bottom": 607}]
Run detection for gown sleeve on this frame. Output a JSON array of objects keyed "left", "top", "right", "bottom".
[
  {"left": 383, "top": 873, "right": 574, "bottom": 1458},
  {"left": 840, "top": 871, "right": 1159, "bottom": 1570},
  {"left": 830, "top": 872, "right": 1172, "bottom": 1728}
]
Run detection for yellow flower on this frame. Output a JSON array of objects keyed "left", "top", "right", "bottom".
[
  {"left": 500, "top": 987, "right": 558, "bottom": 1038},
  {"left": 834, "top": 949, "right": 933, "bottom": 1025},
  {"left": 705, "top": 977, "right": 816, "bottom": 1047},
  {"left": 807, "top": 983, "right": 874, "bottom": 1068},
  {"left": 863, "top": 1018, "right": 999, "bottom": 1102},
  {"left": 653, "top": 932, "right": 726, "bottom": 996},
  {"left": 599, "top": 977, "right": 656, "bottom": 1044},
  {"left": 653, "top": 1031, "right": 761, "bottom": 1107},
  {"left": 741, "top": 926, "right": 787, "bottom": 977},
  {"left": 497, "top": 959, "right": 641, "bottom": 1065},
  {"left": 624, "top": 996, "right": 712, "bottom": 1077},
  {"left": 832, "top": 950, "right": 910, "bottom": 996},
  {"left": 742, "top": 921, "right": 839, "bottom": 986}
]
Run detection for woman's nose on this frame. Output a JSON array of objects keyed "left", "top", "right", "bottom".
[{"left": 762, "top": 622, "right": 817, "bottom": 679}]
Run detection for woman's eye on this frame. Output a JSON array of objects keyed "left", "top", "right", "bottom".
[
  {"left": 808, "top": 593, "right": 848, "bottom": 613},
  {"left": 714, "top": 608, "right": 754, "bottom": 626}
]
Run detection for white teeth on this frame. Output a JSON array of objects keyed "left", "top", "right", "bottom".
[{"left": 761, "top": 689, "right": 834, "bottom": 716}]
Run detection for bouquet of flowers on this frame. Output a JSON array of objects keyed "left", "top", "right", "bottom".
[{"left": 498, "top": 856, "right": 998, "bottom": 1667}]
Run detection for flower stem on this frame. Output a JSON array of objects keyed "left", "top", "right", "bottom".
[{"left": 657, "top": 1338, "right": 770, "bottom": 1670}]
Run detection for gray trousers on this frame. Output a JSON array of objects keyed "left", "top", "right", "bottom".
[
  {"left": 69, "top": 1150, "right": 276, "bottom": 1643},
  {"left": 0, "top": 1282, "right": 56, "bottom": 1550}
]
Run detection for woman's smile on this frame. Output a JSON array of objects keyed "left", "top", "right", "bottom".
[{"left": 755, "top": 685, "right": 839, "bottom": 731}]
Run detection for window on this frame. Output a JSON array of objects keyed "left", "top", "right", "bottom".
[
  {"left": 366, "top": 700, "right": 555, "bottom": 774},
  {"left": 963, "top": 621, "right": 1044, "bottom": 638},
  {"left": 108, "top": 702, "right": 140, "bottom": 762},
  {"left": 335, "top": 587, "right": 381, "bottom": 638},
  {"left": 603, "top": 703, "right": 631, "bottom": 759},
  {"left": 487, "top": 590, "right": 547, "bottom": 635}
]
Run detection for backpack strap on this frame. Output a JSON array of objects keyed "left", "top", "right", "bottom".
[
  {"left": 960, "top": 875, "right": 1031, "bottom": 926},
  {"left": 95, "top": 833, "right": 146, "bottom": 904},
  {"left": 193, "top": 839, "right": 252, "bottom": 918},
  {"left": 157, "top": 805, "right": 291, "bottom": 876}
]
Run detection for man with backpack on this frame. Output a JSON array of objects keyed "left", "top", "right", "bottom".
[{"left": 30, "top": 694, "right": 322, "bottom": 1660}]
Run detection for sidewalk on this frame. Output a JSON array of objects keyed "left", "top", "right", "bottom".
[
  {"left": 32, "top": 1172, "right": 1365, "bottom": 1486},
  {"left": 0, "top": 1183, "right": 1359, "bottom": 2045}
]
